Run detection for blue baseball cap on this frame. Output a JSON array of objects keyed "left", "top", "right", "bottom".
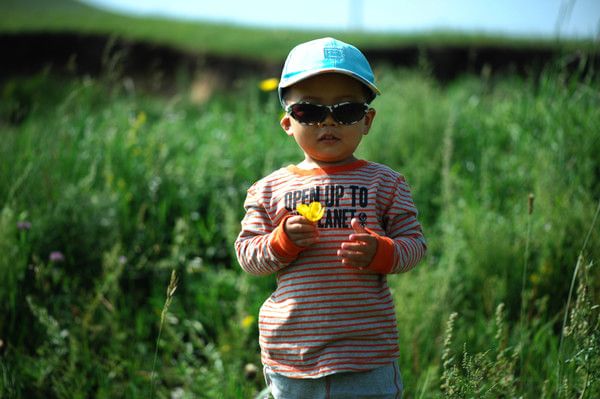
[{"left": 278, "top": 37, "right": 380, "bottom": 106}]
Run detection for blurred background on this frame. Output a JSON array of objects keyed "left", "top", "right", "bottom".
[
  {"left": 1, "top": 1, "right": 599, "bottom": 398},
  {"left": 83, "top": 0, "right": 599, "bottom": 37}
]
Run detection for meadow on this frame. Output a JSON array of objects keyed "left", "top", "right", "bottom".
[{"left": 0, "top": 53, "right": 599, "bottom": 398}]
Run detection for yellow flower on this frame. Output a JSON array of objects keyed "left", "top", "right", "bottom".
[
  {"left": 296, "top": 201, "right": 325, "bottom": 222},
  {"left": 530, "top": 273, "right": 540, "bottom": 285},
  {"left": 133, "top": 111, "right": 146, "bottom": 129},
  {"left": 242, "top": 315, "right": 255, "bottom": 329},
  {"left": 259, "top": 78, "right": 279, "bottom": 92}
]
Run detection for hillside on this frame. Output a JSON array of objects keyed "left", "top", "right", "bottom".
[
  {"left": 1, "top": 0, "right": 598, "bottom": 90},
  {"left": 2, "top": 0, "right": 597, "bottom": 60}
]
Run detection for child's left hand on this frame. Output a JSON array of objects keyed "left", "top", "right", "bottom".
[{"left": 338, "top": 218, "right": 377, "bottom": 270}]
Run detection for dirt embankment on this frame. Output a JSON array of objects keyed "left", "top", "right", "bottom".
[
  {"left": 1, "top": 32, "right": 277, "bottom": 97},
  {"left": 1, "top": 32, "right": 596, "bottom": 95}
]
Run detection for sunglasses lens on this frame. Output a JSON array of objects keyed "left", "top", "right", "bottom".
[
  {"left": 288, "top": 102, "right": 368, "bottom": 125},
  {"left": 289, "top": 103, "right": 327, "bottom": 124},
  {"left": 333, "top": 103, "right": 367, "bottom": 124}
]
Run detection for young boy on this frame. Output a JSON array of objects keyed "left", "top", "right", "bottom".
[{"left": 235, "top": 37, "right": 426, "bottom": 399}]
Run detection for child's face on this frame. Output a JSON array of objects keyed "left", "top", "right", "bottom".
[{"left": 280, "top": 73, "right": 376, "bottom": 167}]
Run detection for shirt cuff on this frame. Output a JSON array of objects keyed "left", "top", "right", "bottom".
[
  {"left": 365, "top": 228, "right": 395, "bottom": 274},
  {"left": 269, "top": 215, "right": 305, "bottom": 260}
]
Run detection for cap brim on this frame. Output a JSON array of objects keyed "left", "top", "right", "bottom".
[{"left": 279, "top": 68, "right": 380, "bottom": 96}]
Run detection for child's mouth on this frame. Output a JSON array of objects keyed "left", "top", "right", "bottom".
[{"left": 318, "top": 134, "right": 340, "bottom": 142}]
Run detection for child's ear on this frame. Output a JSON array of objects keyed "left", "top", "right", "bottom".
[
  {"left": 280, "top": 114, "right": 294, "bottom": 136},
  {"left": 362, "top": 108, "right": 376, "bottom": 135}
]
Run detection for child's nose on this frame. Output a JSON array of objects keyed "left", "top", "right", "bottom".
[{"left": 319, "top": 111, "right": 337, "bottom": 126}]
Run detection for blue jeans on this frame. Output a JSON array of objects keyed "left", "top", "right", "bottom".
[{"left": 264, "top": 362, "right": 403, "bottom": 399}]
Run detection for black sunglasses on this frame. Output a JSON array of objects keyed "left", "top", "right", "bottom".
[{"left": 285, "top": 101, "right": 370, "bottom": 125}]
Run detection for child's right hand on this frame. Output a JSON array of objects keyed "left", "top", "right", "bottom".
[{"left": 284, "top": 216, "right": 320, "bottom": 247}]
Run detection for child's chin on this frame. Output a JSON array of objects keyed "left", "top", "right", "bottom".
[{"left": 317, "top": 157, "right": 353, "bottom": 165}]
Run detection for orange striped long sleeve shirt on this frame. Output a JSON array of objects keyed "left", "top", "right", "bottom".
[{"left": 235, "top": 160, "right": 426, "bottom": 378}]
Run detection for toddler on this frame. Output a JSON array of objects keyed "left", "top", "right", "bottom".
[{"left": 235, "top": 37, "right": 426, "bottom": 399}]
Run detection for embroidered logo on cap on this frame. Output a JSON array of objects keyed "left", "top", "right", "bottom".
[{"left": 323, "top": 47, "right": 343, "bottom": 60}]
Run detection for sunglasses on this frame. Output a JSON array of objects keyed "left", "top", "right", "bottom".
[{"left": 285, "top": 101, "right": 370, "bottom": 125}]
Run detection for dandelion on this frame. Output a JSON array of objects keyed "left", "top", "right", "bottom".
[
  {"left": 16, "top": 220, "right": 31, "bottom": 230},
  {"left": 259, "top": 78, "right": 279, "bottom": 92},
  {"left": 297, "top": 201, "right": 325, "bottom": 222},
  {"left": 49, "top": 251, "right": 65, "bottom": 263}
]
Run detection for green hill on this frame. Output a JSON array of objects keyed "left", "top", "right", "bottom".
[{"left": 1, "top": 0, "right": 595, "bottom": 62}]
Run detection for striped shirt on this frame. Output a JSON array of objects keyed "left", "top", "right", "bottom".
[{"left": 235, "top": 160, "right": 426, "bottom": 378}]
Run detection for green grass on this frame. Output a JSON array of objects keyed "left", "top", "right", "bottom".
[
  {"left": 1, "top": 0, "right": 597, "bottom": 62},
  {"left": 0, "top": 57, "right": 599, "bottom": 397}
]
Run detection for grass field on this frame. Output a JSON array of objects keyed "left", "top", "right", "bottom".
[
  {"left": 1, "top": 51, "right": 599, "bottom": 397},
  {"left": 1, "top": 1, "right": 600, "bottom": 397}
]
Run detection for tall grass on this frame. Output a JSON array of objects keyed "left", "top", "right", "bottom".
[
  {"left": 150, "top": 270, "right": 178, "bottom": 399},
  {"left": 0, "top": 57, "right": 598, "bottom": 397}
]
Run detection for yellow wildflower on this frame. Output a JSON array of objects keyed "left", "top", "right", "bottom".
[
  {"left": 259, "top": 78, "right": 279, "bottom": 92},
  {"left": 530, "top": 273, "right": 540, "bottom": 285},
  {"left": 133, "top": 111, "right": 146, "bottom": 129},
  {"left": 242, "top": 315, "right": 255, "bottom": 329},
  {"left": 297, "top": 201, "right": 325, "bottom": 222}
]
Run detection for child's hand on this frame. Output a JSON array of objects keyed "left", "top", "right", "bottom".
[
  {"left": 338, "top": 218, "right": 377, "bottom": 270},
  {"left": 284, "top": 216, "right": 320, "bottom": 247}
]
